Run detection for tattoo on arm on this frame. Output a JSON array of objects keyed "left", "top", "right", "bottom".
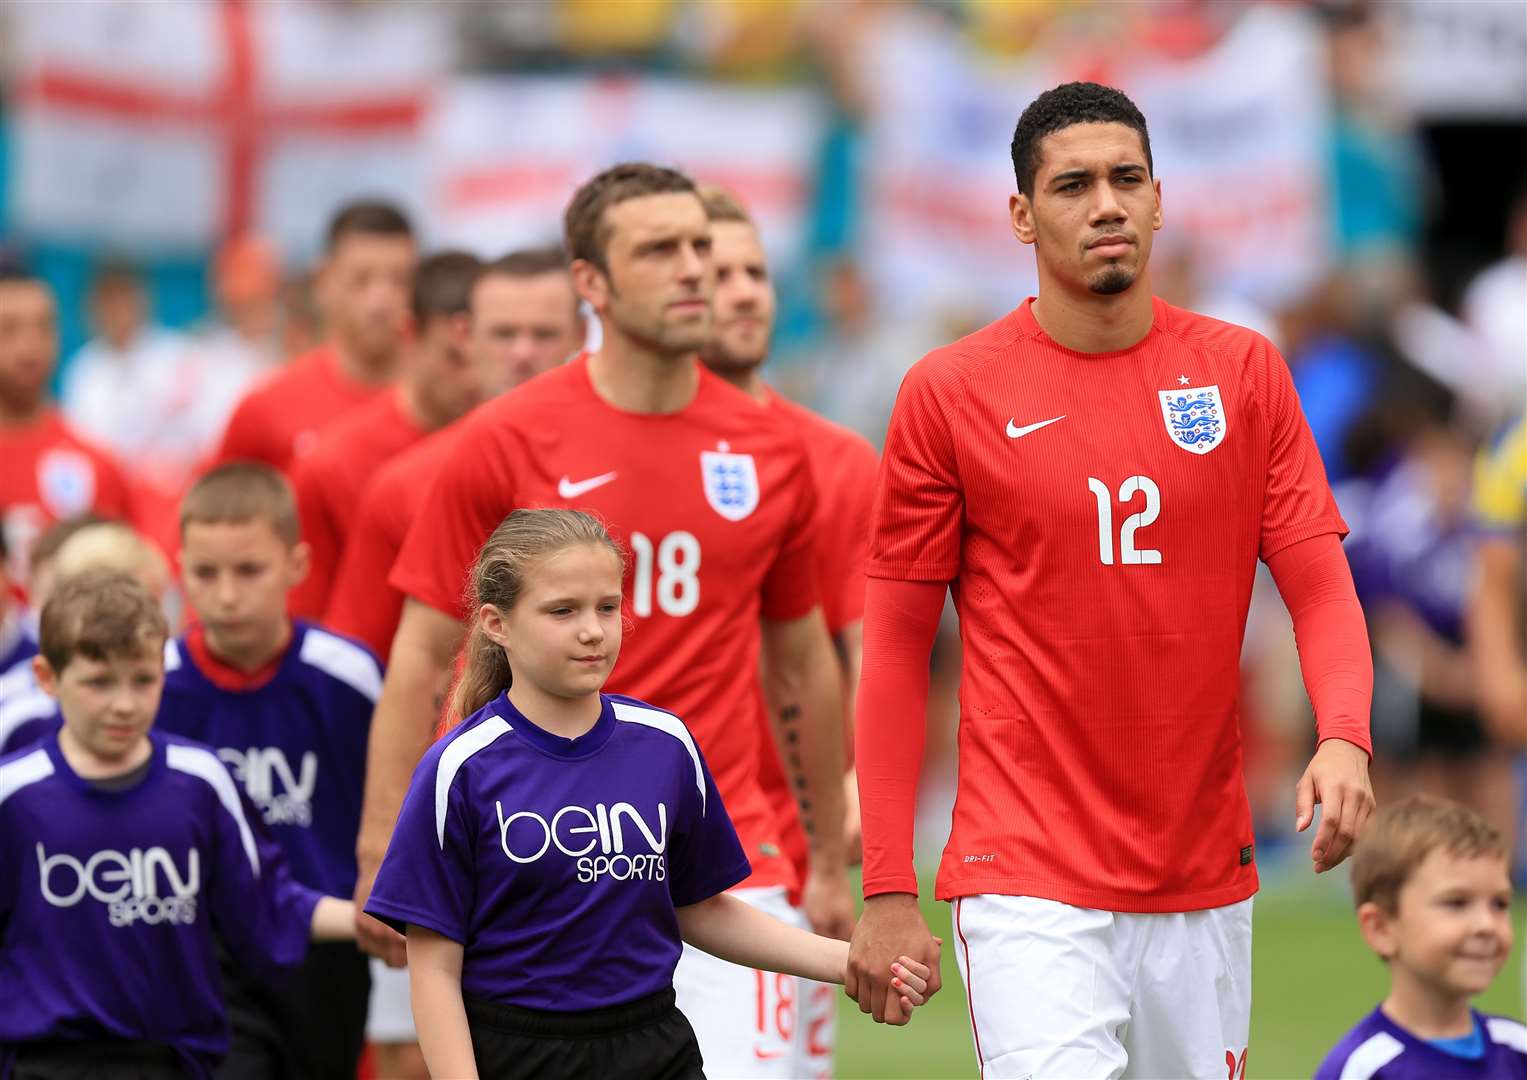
[{"left": 777, "top": 703, "right": 817, "bottom": 839}]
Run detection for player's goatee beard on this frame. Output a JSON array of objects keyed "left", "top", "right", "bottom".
[{"left": 1090, "top": 267, "right": 1135, "bottom": 296}]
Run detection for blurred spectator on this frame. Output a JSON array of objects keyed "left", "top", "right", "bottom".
[
  {"left": 1461, "top": 179, "right": 1527, "bottom": 425},
  {"left": 0, "top": 267, "right": 132, "bottom": 587},
  {"left": 59, "top": 260, "right": 190, "bottom": 485},
  {"left": 1346, "top": 410, "right": 1516, "bottom": 849},
  {"left": 1468, "top": 411, "right": 1526, "bottom": 749}
]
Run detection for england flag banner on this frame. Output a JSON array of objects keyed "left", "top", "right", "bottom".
[
  {"left": 427, "top": 76, "right": 827, "bottom": 270},
  {"left": 7, "top": 0, "right": 445, "bottom": 257}
]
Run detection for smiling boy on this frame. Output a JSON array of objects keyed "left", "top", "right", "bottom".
[{"left": 1316, "top": 795, "right": 1526, "bottom": 1079}]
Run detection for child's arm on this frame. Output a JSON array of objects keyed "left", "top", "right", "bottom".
[
  {"left": 407, "top": 924, "right": 479, "bottom": 1080},
  {"left": 675, "top": 893, "right": 932, "bottom": 1015},
  {"left": 309, "top": 896, "right": 357, "bottom": 941}
]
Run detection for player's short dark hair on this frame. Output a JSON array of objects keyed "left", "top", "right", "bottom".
[
  {"left": 0, "top": 258, "right": 45, "bottom": 289},
  {"left": 1350, "top": 795, "right": 1506, "bottom": 915},
  {"left": 39, "top": 570, "right": 168, "bottom": 673},
  {"left": 181, "top": 463, "right": 300, "bottom": 546},
  {"left": 564, "top": 163, "right": 698, "bottom": 273},
  {"left": 412, "top": 251, "right": 483, "bottom": 326},
  {"left": 1011, "top": 82, "right": 1153, "bottom": 197},
  {"left": 484, "top": 247, "right": 570, "bottom": 280},
  {"left": 325, "top": 199, "right": 414, "bottom": 254},
  {"left": 89, "top": 258, "right": 143, "bottom": 296}
]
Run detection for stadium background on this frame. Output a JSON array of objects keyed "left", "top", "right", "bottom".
[{"left": 3, "top": 1, "right": 1525, "bottom": 1076}]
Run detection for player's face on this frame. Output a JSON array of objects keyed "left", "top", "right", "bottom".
[
  {"left": 470, "top": 272, "right": 583, "bottom": 392},
  {"left": 180, "top": 521, "right": 308, "bottom": 659},
  {"left": 1010, "top": 122, "right": 1162, "bottom": 297},
  {"left": 37, "top": 650, "right": 164, "bottom": 766},
  {"left": 578, "top": 193, "right": 713, "bottom": 357},
  {"left": 411, "top": 313, "right": 482, "bottom": 426},
  {"left": 494, "top": 543, "right": 624, "bottom": 703},
  {"left": 701, "top": 220, "right": 775, "bottom": 374},
  {"left": 321, "top": 233, "right": 416, "bottom": 362},
  {"left": 0, "top": 282, "right": 59, "bottom": 414},
  {"left": 1382, "top": 850, "right": 1513, "bottom": 998}
]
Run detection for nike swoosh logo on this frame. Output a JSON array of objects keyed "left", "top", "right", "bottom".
[
  {"left": 1006, "top": 415, "right": 1065, "bottom": 439},
  {"left": 557, "top": 471, "right": 617, "bottom": 498}
]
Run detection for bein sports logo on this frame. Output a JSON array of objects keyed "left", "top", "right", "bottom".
[
  {"left": 37, "top": 843, "right": 199, "bottom": 927},
  {"left": 219, "top": 746, "right": 317, "bottom": 827},
  {"left": 495, "top": 800, "right": 668, "bottom": 884}
]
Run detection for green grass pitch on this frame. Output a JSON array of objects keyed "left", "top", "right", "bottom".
[{"left": 832, "top": 879, "right": 1525, "bottom": 1079}]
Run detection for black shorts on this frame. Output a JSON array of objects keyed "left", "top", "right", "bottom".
[
  {"left": 8, "top": 1040, "right": 183, "bottom": 1080},
  {"left": 217, "top": 941, "right": 371, "bottom": 1080},
  {"left": 465, "top": 987, "right": 704, "bottom": 1080}
]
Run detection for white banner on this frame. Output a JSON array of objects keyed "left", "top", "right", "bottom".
[
  {"left": 7, "top": 0, "right": 446, "bottom": 259},
  {"left": 426, "top": 76, "right": 827, "bottom": 269},
  {"left": 861, "top": 5, "right": 1331, "bottom": 318}
]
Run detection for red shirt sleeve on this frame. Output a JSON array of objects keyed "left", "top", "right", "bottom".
[
  {"left": 326, "top": 478, "right": 408, "bottom": 660},
  {"left": 289, "top": 454, "right": 341, "bottom": 620},
  {"left": 820, "top": 438, "right": 878, "bottom": 633},
  {"left": 390, "top": 418, "right": 520, "bottom": 621},
  {"left": 1258, "top": 345, "right": 1347, "bottom": 560},
  {"left": 856, "top": 577, "right": 945, "bottom": 896},
  {"left": 1266, "top": 532, "right": 1373, "bottom": 754},
  {"left": 865, "top": 358, "right": 964, "bottom": 582},
  {"left": 759, "top": 440, "right": 822, "bottom": 622}
]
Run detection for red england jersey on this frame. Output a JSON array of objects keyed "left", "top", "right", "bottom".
[
  {"left": 0, "top": 411, "right": 134, "bottom": 582},
  {"left": 290, "top": 389, "right": 426, "bottom": 619},
  {"left": 214, "top": 345, "right": 384, "bottom": 474},
  {"left": 391, "top": 356, "right": 821, "bottom": 891},
  {"left": 325, "top": 424, "right": 462, "bottom": 659},
  {"left": 755, "top": 388, "right": 879, "bottom": 889},
  {"left": 868, "top": 297, "right": 1346, "bottom": 912}
]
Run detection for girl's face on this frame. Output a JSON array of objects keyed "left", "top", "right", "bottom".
[{"left": 489, "top": 543, "right": 625, "bottom": 703}]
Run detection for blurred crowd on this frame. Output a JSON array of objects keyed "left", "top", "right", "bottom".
[{"left": 1, "top": 0, "right": 1524, "bottom": 880}]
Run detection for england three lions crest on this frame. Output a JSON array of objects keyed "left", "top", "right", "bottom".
[
  {"left": 700, "top": 449, "right": 759, "bottom": 521},
  {"left": 1158, "top": 384, "right": 1228, "bottom": 455}
]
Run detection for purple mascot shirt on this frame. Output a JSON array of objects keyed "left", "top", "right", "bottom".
[
  {"left": 0, "top": 731, "right": 319, "bottom": 1077},
  {"left": 1316, "top": 1007, "right": 1527, "bottom": 1080},
  {"left": 366, "top": 691, "right": 750, "bottom": 1012}
]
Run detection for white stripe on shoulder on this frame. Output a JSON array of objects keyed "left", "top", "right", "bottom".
[
  {"left": 166, "top": 743, "right": 260, "bottom": 877},
  {"left": 0, "top": 655, "right": 36, "bottom": 694},
  {"left": 611, "top": 701, "right": 705, "bottom": 813},
  {"left": 0, "top": 690, "right": 57, "bottom": 748},
  {"left": 163, "top": 639, "right": 181, "bottom": 672},
  {"left": 1338, "top": 1032, "right": 1405, "bottom": 1080},
  {"left": 299, "top": 628, "right": 383, "bottom": 703},
  {"left": 1488, "top": 1017, "right": 1527, "bottom": 1053},
  {"left": 0, "top": 748, "right": 55, "bottom": 811},
  {"left": 435, "top": 716, "right": 512, "bottom": 848}
]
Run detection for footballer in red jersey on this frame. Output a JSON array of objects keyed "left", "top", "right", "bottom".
[
  {"left": 325, "top": 249, "right": 586, "bottom": 658},
  {"left": 215, "top": 201, "right": 416, "bottom": 474},
  {"left": 697, "top": 185, "right": 879, "bottom": 1077},
  {"left": 846, "top": 83, "right": 1376, "bottom": 1078},
  {"left": 289, "top": 252, "right": 485, "bottom": 620},
  {"left": 0, "top": 267, "right": 133, "bottom": 585},
  {"left": 354, "top": 165, "right": 853, "bottom": 1074}
]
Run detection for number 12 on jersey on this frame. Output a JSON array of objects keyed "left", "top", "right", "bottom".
[{"left": 1087, "top": 475, "right": 1162, "bottom": 565}]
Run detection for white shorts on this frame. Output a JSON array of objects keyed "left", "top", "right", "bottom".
[
  {"left": 366, "top": 959, "right": 417, "bottom": 1042},
  {"left": 952, "top": 894, "right": 1253, "bottom": 1080},
  {"left": 672, "top": 886, "right": 838, "bottom": 1079}
]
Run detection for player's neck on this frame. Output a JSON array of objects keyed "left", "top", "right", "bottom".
[
  {"left": 506, "top": 681, "right": 602, "bottom": 741},
  {"left": 1380, "top": 976, "right": 1475, "bottom": 1040},
  {"left": 332, "top": 337, "right": 402, "bottom": 389},
  {"left": 398, "top": 379, "right": 452, "bottom": 433},
  {"left": 706, "top": 364, "right": 769, "bottom": 405},
  {"left": 587, "top": 335, "right": 699, "bottom": 414},
  {"left": 1031, "top": 277, "right": 1155, "bottom": 354},
  {"left": 58, "top": 725, "right": 153, "bottom": 780},
  {"left": 204, "top": 618, "right": 293, "bottom": 674},
  {"left": 0, "top": 396, "right": 47, "bottom": 429}
]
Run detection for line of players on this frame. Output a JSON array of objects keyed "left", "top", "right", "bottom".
[{"left": 0, "top": 166, "right": 880, "bottom": 1079}]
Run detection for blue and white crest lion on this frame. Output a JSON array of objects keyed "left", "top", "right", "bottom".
[
  {"left": 699, "top": 449, "right": 759, "bottom": 521},
  {"left": 1157, "top": 384, "right": 1228, "bottom": 455}
]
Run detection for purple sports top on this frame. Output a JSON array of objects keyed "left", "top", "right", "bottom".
[
  {"left": 365, "top": 691, "right": 750, "bottom": 1012},
  {"left": 1315, "top": 1007, "right": 1527, "bottom": 1080}
]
